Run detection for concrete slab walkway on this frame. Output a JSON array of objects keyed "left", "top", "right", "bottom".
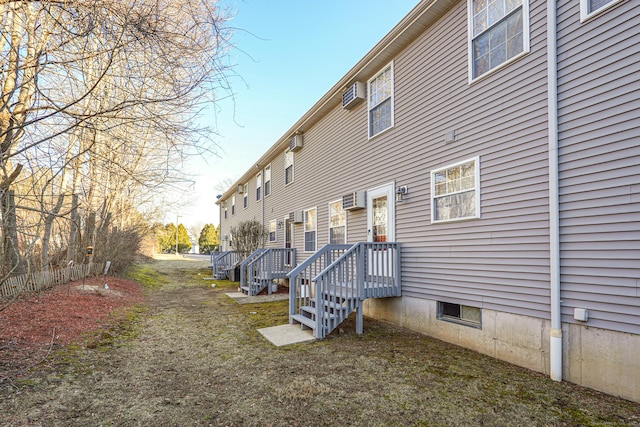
[
  {"left": 257, "top": 324, "right": 315, "bottom": 347},
  {"left": 224, "top": 292, "right": 289, "bottom": 304}
]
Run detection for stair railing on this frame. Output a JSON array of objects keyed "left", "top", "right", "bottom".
[
  {"left": 242, "top": 248, "right": 297, "bottom": 295},
  {"left": 313, "top": 242, "right": 401, "bottom": 338},
  {"left": 239, "top": 248, "right": 267, "bottom": 292},
  {"left": 211, "top": 251, "right": 228, "bottom": 278},
  {"left": 287, "top": 244, "right": 352, "bottom": 322},
  {"left": 213, "top": 251, "right": 240, "bottom": 280}
]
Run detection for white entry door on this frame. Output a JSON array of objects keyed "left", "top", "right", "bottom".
[
  {"left": 367, "top": 182, "right": 395, "bottom": 243},
  {"left": 284, "top": 216, "right": 293, "bottom": 266},
  {"left": 367, "top": 183, "right": 395, "bottom": 278}
]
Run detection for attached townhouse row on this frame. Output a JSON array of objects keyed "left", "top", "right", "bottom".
[{"left": 217, "top": 0, "right": 639, "bottom": 403}]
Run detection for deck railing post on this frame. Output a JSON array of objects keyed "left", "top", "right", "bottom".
[
  {"left": 395, "top": 243, "right": 401, "bottom": 294},
  {"left": 358, "top": 242, "right": 365, "bottom": 299},
  {"left": 267, "top": 250, "right": 272, "bottom": 294}
]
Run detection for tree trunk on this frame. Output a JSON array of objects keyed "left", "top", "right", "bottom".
[
  {"left": 1, "top": 190, "right": 24, "bottom": 276},
  {"left": 68, "top": 193, "right": 79, "bottom": 264}
]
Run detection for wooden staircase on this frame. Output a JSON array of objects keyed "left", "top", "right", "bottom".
[
  {"left": 288, "top": 242, "right": 401, "bottom": 339},
  {"left": 211, "top": 251, "right": 240, "bottom": 280},
  {"left": 240, "top": 248, "right": 297, "bottom": 295}
]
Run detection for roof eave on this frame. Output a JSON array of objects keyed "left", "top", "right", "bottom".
[{"left": 219, "top": 0, "right": 456, "bottom": 202}]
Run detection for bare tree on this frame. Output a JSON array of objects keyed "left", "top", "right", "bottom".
[
  {"left": 0, "top": 0, "right": 234, "bottom": 276},
  {"left": 230, "top": 220, "right": 265, "bottom": 259}
]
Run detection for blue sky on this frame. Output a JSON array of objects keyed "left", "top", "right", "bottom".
[{"left": 174, "top": 0, "right": 419, "bottom": 230}]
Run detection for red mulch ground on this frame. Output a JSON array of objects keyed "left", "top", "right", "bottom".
[{"left": 0, "top": 276, "right": 144, "bottom": 382}]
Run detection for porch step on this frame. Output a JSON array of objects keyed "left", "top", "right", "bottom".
[
  {"left": 301, "top": 305, "right": 340, "bottom": 321},
  {"left": 311, "top": 298, "right": 355, "bottom": 312},
  {"left": 290, "top": 313, "right": 316, "bottom": 330}
]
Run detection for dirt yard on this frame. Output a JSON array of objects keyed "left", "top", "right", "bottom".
[{"left": 1, "top": 254, "right": 639, "bottom": 426}]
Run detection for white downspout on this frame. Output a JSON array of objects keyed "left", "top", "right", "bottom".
[{"left": 547, "top": 0, "right": 562, "bottom": 382}]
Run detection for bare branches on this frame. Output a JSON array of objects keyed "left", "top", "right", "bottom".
[{"left": 0, "top": 0, "right": 235, "bottom": 274}]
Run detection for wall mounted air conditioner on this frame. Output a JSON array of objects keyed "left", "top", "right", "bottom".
[
  {"left": 342, "top": 82, "right": 365, "bottom": 109},
  {"left": 289, "top": 210, "right": 304, "bottom": 223},
  {"left": 237, "top": 184, "right": 244, "bottom": 194},
  {"left": 343, "top": 190, "right": 366, "bottom": 210},
  {"left": 289, "top": 134, "right": 303, "bottom": 152}
]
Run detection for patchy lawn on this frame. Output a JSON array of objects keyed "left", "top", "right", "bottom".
[{"left": 1, "top": 254, "right": 639, "bottom": 426}]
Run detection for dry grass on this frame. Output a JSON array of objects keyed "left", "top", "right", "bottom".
[{"left": 1, "top": 254, "right": 639, "bottom": 426}]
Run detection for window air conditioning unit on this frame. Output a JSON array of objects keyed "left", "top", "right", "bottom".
[
  {"left": 343, "top": 190, "right": 366, "bottom": 210},
  {"left": 289, "top": 134, "right": 303, "bottom": 152},
  {"left": 289, "top": 210, "right": 304, "bottom": 223},
  {"left": 342, "top": 82, "right": 365, "bottom": 109},
  {"left": 237, "top": 185, "right": 244, "bottom": 194}
]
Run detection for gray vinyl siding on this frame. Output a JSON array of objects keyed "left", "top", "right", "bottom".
[
  {"left": 389, "top": 0, "right": 551, "bottom": 318},
  {"left": 219, "top": 0, "right": 637, "bottom": 333},
  {"left": 220, "top": 0, "right": 553, "bottom": 318},
  {"left": 557, "top": 0, "right": 640, "bottom": 334}
]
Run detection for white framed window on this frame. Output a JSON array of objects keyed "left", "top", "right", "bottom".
[
  {"left": 264, "top": 164, "right": 271, "bottom": 197},
  {"left": 256, "top": 173, "right": 262, "bottom": 201},
  {"left": 243, "top": 183, "right": 248, "bottom": 208},
  {"left": 269, "top": 219, "right": 277, "bottom": 242},
  {"left": 328, "top": 199, "right": 346, "bottom": 244},
  {"left": 224, "top": 207, "right": 227, "bottom": 219},
  {"left": 304, "top": 207, "right": 317, "bottom": 252},
  {"left": 368, "top": 62, "right": 394, "bottom": 138},
  {"left": 580, "top": 0, "right": 622, "bottom": 21},
  {"left": 284, "top": 150, "right": 294, "bottom": 185},
  {"left": 431, "top": 157, "right": 480, "bottom": 223},
  {"left": 468, "top": 0, "right": 529, "bottom": 81},
  {"left": 231, "top": 194, "right": 236, "bottom": 215}
]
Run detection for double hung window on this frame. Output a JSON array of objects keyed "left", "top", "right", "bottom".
[
  {"left": 231, "top": 195, "right": 236, "bottom": 215},
  {"left": 269, "top": 219, "right": 277, "bottom": 242},
  {"left": 243, "top": 183, "right": 248, "bottom": 208},
  {"left": 469, "top": 0, "right": 529, "bottom": 80},
  {"left": 431, "top": 157, "right": 480, "bottom": 223},
  {"left": 264, "top": 164, "right": 271, "bottom": 196},
  {"left": 256, "top": 173, "right": 262, "bottom": 201},
  {"left": 329, "top": 200, "right": 346, "bottom": 244},
  {"left": 368, "top": 63, "right": 394, "bottom": 138},
  {"left": 285, "top": 150, "right": 294, "bottom": 185},
  {"left": 304, "top": 208, "right": 317, "bottom": 252}
]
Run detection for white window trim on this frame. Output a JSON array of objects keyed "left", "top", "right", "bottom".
[
  {"left": 580, "top": 0, "right": 622, "bottom": 22},
  {"left": 256, "top": 172, "right": 262, "bottom": 201},
  {"left": 231, "top": 194, "right": 236, "bottom": 215},
  {"left": 303, "top": 207, "right": 317, "bottom": 253},
  {"left": 284, "top": 150, "right": 294, "bottom": 186},
  {"left": 243, "top": 183, "right": 248, "bottom": 209},
  {"left": 328, "top": 199, "right": 347, "bottom": 245},
  {"left": 269, "top": 219, "right": 277, "bottom": 242},
  {"left": 264, "top": 163, "right": 272, "bottom": 197},
  {"left": 467, "top": 0, "right": 530, "bottom": 84},
  {"left": 283, "top": 214, "right": 292, "bottom": 250},
  {"left": 430, "top": 156, "right": 481, "bottom": 224},
  {"left": 367, "top": 61, "right": 395, "bottom": 140}
]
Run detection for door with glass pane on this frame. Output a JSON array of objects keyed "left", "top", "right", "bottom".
[
  {"left": 367, "top": 183, "right": 395, "bottom": 277},
  {"left": 284, "top": 216, "right": 293, "bottom": 266}
]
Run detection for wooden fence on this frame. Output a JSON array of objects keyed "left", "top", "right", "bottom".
[{"left": 0, "top": 263, "right": 106, "bottom": 299}]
